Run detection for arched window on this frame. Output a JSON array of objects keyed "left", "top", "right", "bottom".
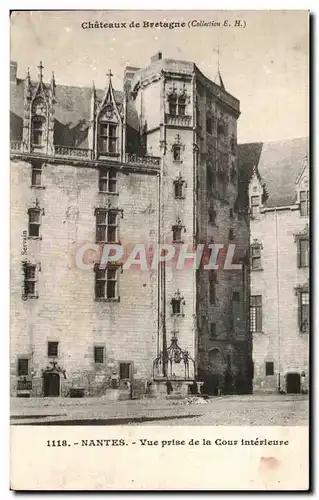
[{"left": 32, "top": 116, "right": 45, "bottom": 146}]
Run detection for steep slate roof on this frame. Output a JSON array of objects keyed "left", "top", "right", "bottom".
[
  {"left": 10, "top": 78, "right": 139, "bottom": 148},
  {"left": 238, "top": 137, "right": 309, "bottom": 208}
]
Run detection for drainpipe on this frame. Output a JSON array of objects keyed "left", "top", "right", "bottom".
[{"left": 275, "top": 208, "right": 281, "bottom": 392}]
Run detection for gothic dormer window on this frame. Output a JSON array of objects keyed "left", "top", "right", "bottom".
[
  {"left": 95, "top": 70, "right": 122, "bottom": 159},
  {"left": 173, "top": 172, "right": 187, "bottom": 199},
  {"left": 171, "top": 290, "right": 185, "bottom": 316}
]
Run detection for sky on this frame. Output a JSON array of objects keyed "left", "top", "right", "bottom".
[{"left": 10, "top": 10, "right": 309, "bottom": 144}]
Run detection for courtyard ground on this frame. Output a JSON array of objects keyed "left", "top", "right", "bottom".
[{"left": 10, "top": 393, "right": 308, "bottom": 426}]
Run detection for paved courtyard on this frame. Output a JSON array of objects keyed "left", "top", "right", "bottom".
[{"left": 10, "top": 393, "right": 308, "bottom": 426}]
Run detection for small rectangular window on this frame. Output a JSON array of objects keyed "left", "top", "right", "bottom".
[
  {"left": 228, "top": 228, "right": 235, "bottom": 241},
  {"left": 210, "top": 323, "right": 217, "bottom": 338},
  {"left": 265, "top": 362, "right": 274, "bottom": 376},
  {"left": 119, "top": 363, "right": 130, "bottom": 380},
  {"left": 28, "top": 209, "right": 40, "bottom": 238},
  {"left": 209, "top": 272, "right": 217, "bottom": 304},
  {"left": 24, "top": 264, "right": 37, "bottom": 297},
  {"left": 31, "top": 162, "right": 42, "bottom": 186},
  {"left": 18, "top": 358, "right": 29, "bottom": 376},
  {"left": 171, "top": 298, "right": 181, "bottom": 315},
  {"left": 48, "top": 341, "right": 59, "bottom": 358},
  {"left": 94, "top": 346, "right": 105, "bottom": 364},
  {"left": 300, "top": 191, "right": 309, "bottom": 216},
  {"left": 299, "top": 239, "right": 309, "bottom": 268}
]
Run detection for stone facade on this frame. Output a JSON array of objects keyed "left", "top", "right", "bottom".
[
  {"left": 243, "top": 139, "right": 309, "bottom": 393},
  {"left": 10, "top": 53, "right": 250, "bottom": 398}
]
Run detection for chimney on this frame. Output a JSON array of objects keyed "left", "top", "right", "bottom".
[
  {"left": 150, "top": 52, "right": 162, "bottom": 63},
  {"left": 123, "top": 66, "right": 140, "bottom": 94},
  {"left": 10, "top": 61, "right": 17, "bottom": 83}
]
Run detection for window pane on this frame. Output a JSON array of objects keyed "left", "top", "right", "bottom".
[
  {"left": 25, "top": 281, "right": 35, "bottom": 295},
  {"left": 108, "top": 212, "right": 117, "bottom": 225},
  {"left": 29, "top": 211, "right": 40, "bottom": 223},
  {"left": 29, "top": 224, "right": 39, "bottom": 237},
  {"left": 109, "top": 125, "right": 117, "bottom": 137},
  {"left": 169, "top": 103, "right": 177, "bottom": 115},
  {"left": 95, "top": 280, "right": 105, "bottom": 299},
  {"left": 172, "top": 299, "right": 181, "bottom": 314},
  {"left": 252, "top": 256, "right": 261, "bottom": 270},
  {"left": 96, "top": 211, "right": 106, "bottom": 225},
  {"left": 301, "top": 292, "right": 309, "bottom": 305},
  {"left": 265, "top": 362, "right": 274, "bottom": 376},
  {"left": 173, "top": 227, "right": 182, "bottom": 242},
  {"left": 299, "top": 239, "right": 309, "bottom": 267},
  {"left": 175, "top": 183, "right": 182, "bottom": 198},
  {"left": 107, "top": 280, "right": 116, "bottom": 298},
  {"left": 173, "top": 147, "right": 181, "bottom": 161},
  {"left": 18, "top": 358, "right": 29, "bottom": 376},
  {"left": 48, "top": 342, "right": 58, "bottom": 357},
  {"left": 210, "top": 323, "right": 217, "bottom": 337},
  {"left": 108, "top": 179, "right": 117, "bottom": 193},
  {"left": 99, "top": 179, "right": 108, "bottom": 192},
  {"left": 100, "top": 124, "right": 108, "bottom": 136},
  {"left": 96, "top": 226, "right": 106, "bottom": 242},
  {"left": 107, "top": 268, "right": 117, "bottom": 281},
  {"left": 178, "top": 103, "right": 186, "bottom": 116},
  {"left": 25, "top": 266, "right": 36, "bottom": 280},
  {"left": 107, "top": 226, "right": 116, "bottom": 242},
  {"left": 252, "top": 247, "right": 261, "bottom": 257},
  {"left": 98, "top": 137, "right": 108, "bottom": 152},
  {"left": 94, "top": 346, "right": 104, "bottom": 363},
  {"left": 95, "top": 268, "right": 106, "bottom": 280},
  {"left": 109, "top": 138, "right": 117, "bottom": 153},
  {"left": 209, "top": 283, "right": 216, "bottom": 304},
  {"left": 251, "top": 196, "right": 260, "bottom": 206}
]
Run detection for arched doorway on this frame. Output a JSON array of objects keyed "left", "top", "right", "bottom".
[
  {"left": 286, "top": 373, "right": 301, "bottom": 394},
  {"left": 43, "top": 372, "right": 60, "bottom": 397}
]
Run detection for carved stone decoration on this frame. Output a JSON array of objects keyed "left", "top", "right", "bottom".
[
  {"left": 41, "top": 361, "right": 67, "bottom": 379},
  {"left": 294, "top": 224, "right": 309, "bottom": 242},
  {"left": 153, "top": 330, "right": 195, "bottom": 381}
]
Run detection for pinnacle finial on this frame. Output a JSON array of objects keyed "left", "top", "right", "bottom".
[
  {"left": 107, "top": 69, "right": 113, "bottom": 82},
  {"left": 38, "top": 61, "right": 44, "bottom": 82}
]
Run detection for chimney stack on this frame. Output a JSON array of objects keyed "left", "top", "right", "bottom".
[
  {"left": 123, "top": 66, "right": 140, "bottom": 94},
  {"left": 10, "top": 61, "right": 17, "bottom": 83},
  {"left": 150, "top": 52, "right": 162, "bottom": 63}
]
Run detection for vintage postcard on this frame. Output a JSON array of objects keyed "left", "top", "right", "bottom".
[{"left": 10, "top": 10, "right": 309, "bottom": 490}]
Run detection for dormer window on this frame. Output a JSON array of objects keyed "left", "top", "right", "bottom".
[
  {"left": 32, "top": 116, "right": 45, "bottom": 146},
  {"left": 98, "top": 123, "right": 117, "bottom": 154}
]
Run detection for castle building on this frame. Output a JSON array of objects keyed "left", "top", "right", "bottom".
[
  {"left": 10, "top": 53, "right": 250, "bottom": 398},
  {"left": 238, "top": 138, "right": 309, "bottom": 393}
]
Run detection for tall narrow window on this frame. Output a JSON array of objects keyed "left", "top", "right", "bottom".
[
  {"left": 210, "top": 323, "right": 217, "bottom": 338},
  {"left": 178, "top": 96, "right": 186, "bottom": 116},
  {"left": 24, "top": 264, "right": 37, "bottom": 297},
  {"left": 94, "top": 346, "right": 105, "bottom": 364},
  {"left": 299, "top": 291, "right": 309, "bottom": 332},
  {"left": 251, "top": 196, "right": 260, "bottom": 217},
  {"left": 48, "top": 341, "right": 59, "bottom": 357},
  {"left": 95, "top": 267, "right": 118, "bottom": 300},
  {"left": 228, "top": 228, "right": 235, "bottom": 241},
  {"left": 18, "top": 358, "right": 29, "bottom": 376},
  {"left": 251, "top": 245, "right": 262, "bottom": 270},
  {"left": 98, "top": 123, "right": 117, "bottom": 154},
  {"left": 172, "top": 221, "right": 183, "bottom": 243},
  {"left": 250, "top": 295, "right": 262, "bottom": 332},
  {"left": 232, "top": 291, "right": 240, "bottom": 303},
  {"left": 300, "top": 190, "right": 309, "bottom": 216},
  {"left": 32, "top": 116, "right": 44, "bottom": 146},
  {"left": 206, "top": 117, "right": 213, "bottom": 135},
  {"left": 209, "top": 272, "right": 217, "bottom": 305},
  {"left": 31, "top": 162, "right": 42, "bottom": 186},
  {"left": 171, "top": 298, "right": 181, "bottom": 315},
  {"left": 265, "top": 362, "right": 274, "bottom": 376},
  {"left": 95, "top": 210, "right": 118, "bottom": 243},
  {"left": 169, "top": 96, "right": 177, "bottom": 116},
  {"left": 99, "top": 169, "right": 117, "bottom": 193},
  {"left": 28, "top": 209, "right": 40, "bottom": 238},
  {"left": 299, "top": 239, "right": 309, "bottom": 268}
]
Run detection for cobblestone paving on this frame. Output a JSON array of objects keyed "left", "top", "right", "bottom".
[{"left": 10, "top": 394, "right": 308, "bottom": 426}]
